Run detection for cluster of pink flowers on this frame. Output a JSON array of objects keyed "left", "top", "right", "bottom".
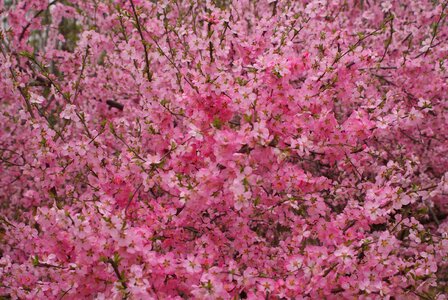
[{"left": 1, "top": 0, "right": 447, "bottom": 299}]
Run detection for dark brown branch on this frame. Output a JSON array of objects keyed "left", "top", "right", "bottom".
[{"left": 106, "top": 100, "right": 124, "bottom": 111}]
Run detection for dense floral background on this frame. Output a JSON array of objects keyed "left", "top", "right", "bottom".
[{"left": 0, "top": 0, "right": 448, "bottom": 299}]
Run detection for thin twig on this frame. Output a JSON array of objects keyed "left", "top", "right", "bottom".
[{"left": 129, "top": 0, "right": 153, "bottom": 82}]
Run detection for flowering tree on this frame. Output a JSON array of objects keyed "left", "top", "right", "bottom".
[{"left": 0, "top": 0, "right": 447, "bottom": 299}]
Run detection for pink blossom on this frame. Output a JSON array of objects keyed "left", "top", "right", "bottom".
[{"left": 0, "top": 0, "right": 447, "bottom": 299}]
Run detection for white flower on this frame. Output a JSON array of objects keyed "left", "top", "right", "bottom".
[
  {"left": 29, "top": 92, "right": 45, "bottom": 104},
  {"left": 188, "top": 124, "right": 203, "bottom": 141},
  {"left": 60, "top": 104, "right": 77, "bottom": 120},
  {"left": 381, "top": 1, "right": 392, "bottom": 13},
  {"left": 418, "top": 98, "right": 433, "bottom": 112},
  {"left": 144, "top": 154, "right": 161, "bottom": 168}
]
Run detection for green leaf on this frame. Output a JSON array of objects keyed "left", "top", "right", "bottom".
[
  {"left": 212, "top": 116, "right": 223, "bottom": 129},
  {"left": 19, "top": 51, "right": 35, "bottom": 58},
  {"left": 32, "top": 255, "right": 39, "bottom": 267}
]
